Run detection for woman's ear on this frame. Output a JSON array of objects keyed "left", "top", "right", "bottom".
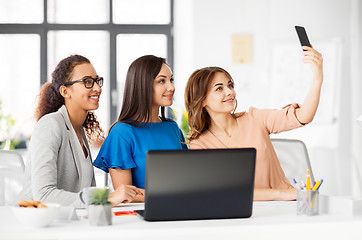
[{"left": 59, "top": 86, "right": 70, "bottom": 98}]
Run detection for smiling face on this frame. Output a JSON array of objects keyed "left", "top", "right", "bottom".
[
  {"left": 203, "top": 72, "right": 236, "bottom": 115},
  {"left": 63, "top": 63, "right": 102, "bottom": 111},
  {"left": 152, "top": 63, "right": 175, "bottom": 108}
]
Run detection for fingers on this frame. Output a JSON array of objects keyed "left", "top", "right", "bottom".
[
  {"left": 138, "top": 188, "right": 145, "bottom": 196},
  {"left": 126, "top": 185, "right": 144, "bottom": 195},
  {"left": 114, "top": 185, "right": 145, "bottom": 204},
  {"left": 302, "top": 49, "right": 322, "bottom": 60},
  {"left": 302, "top": 46, "right": 313, "bottom": 51},
  {"left": 302, "top": 48, "right": 323, "bottom": 67},
  {"left": 303, "top": 57, "right": 322, "bottom": 66}
]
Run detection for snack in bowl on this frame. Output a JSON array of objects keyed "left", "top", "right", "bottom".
[
  {"left": 18, "top": 200, "right": 48, "bottom": 208},
  {"left": 12, "top": 201, "right": 60, "bottom": 228}
]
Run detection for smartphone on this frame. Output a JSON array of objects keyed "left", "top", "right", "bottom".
[{"left": 295, "top": 26, "right": 311, "bottom": 50}]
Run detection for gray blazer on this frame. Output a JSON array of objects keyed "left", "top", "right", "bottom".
[{"left": 20, "top": 105, "right": 95, "bottom": 207}]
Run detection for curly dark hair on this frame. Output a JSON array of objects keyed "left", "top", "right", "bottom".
[{"left": 35, "top": 54, "right": 104, "bottom": 144}]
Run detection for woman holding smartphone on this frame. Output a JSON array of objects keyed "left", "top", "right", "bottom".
[{"left": 184, "top": 46, "right": 323, "bottom": 201}]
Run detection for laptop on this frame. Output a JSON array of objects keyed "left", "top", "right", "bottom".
[{"left": 137, "top": 148, "right": 256, "bottom": 221}]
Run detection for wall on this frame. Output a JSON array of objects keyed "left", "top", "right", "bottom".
[
  {"left": 174, "top": 0, "right": 360, "bottom": 195},
  {"left": 351, "top": 0, "right": 362, "bottom": 195}
]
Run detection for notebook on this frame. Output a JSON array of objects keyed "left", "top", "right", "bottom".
[{"left": 137, "top": 148, "right": 256, "bottom": 221}]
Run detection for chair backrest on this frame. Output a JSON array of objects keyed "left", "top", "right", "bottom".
[
  {"left": 271, "top": 138, "right": 315, "bottom": 187},
  {"left": 0, "top": 150, "right": 25, "bottom": 206}
]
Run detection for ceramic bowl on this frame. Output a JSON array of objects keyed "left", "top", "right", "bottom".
[{"left": 12, "top": 203, "right": 60, "bottom": 228}]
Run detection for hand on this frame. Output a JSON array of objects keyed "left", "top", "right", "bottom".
[
  {"left": 254, "top": 188, "right": 296, "bottom": 201},
  {"left": 302, "top": 46, "right": 323, "bottom": 84},
  {"left": 108, "top": 184, "right": 144, "bottom": 206},
  {"left": 133, "top": 188, "right": 145, "bottom": 203},
  {"left": 277, "top": 188, "right": 297, "bottom": 201}
]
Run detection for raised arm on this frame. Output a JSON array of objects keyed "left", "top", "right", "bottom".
[{"left": 295, "top": 46, "right": 323, "bottom": 124}]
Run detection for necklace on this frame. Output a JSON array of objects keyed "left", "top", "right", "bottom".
[
  {"left": 209, "top": 119, "right": 237, "bottom": 138},
  {"left": 209, "top": 130, "right": 231, "bottom": 148},
  {"left": 208, "top": 119, "right": 239, "bottom": 147},
  {"left": 209, "top": 129, "right": 232, "bottom": 138}
]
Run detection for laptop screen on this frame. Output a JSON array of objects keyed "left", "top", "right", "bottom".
[{"left": 143, "top": 148, "right": 256, "bottom": 221}]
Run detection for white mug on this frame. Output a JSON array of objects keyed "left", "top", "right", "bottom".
[{"left": 80, "top": 187, "right": 97, "bottom": 206}]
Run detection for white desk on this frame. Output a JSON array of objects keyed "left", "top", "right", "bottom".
[{"left": 1, "top": 201, "right": 361, "bottom": 240}]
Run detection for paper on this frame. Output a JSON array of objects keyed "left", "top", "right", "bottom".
[{"left": 232, "top": 34, "right": 252, "bottom": 64}]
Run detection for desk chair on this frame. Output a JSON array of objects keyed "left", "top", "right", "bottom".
[
  {"left": 271, "top": 138, "right": 315, "bottom": 187},
  {"left": 104, "top": 173, "right": 115, "bottom": 192},
  {"left": 0, "top": 150, "right": 25, "bottom": 205}
]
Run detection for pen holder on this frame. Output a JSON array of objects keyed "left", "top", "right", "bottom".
[{"left": 297, "top": 189, "right": 319, "bottom": 216}]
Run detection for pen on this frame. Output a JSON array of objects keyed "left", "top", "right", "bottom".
[
  {"left": 301, "top": 180, "right": 306, "bottom": 190},
  {"left": 312, "top": 179, "right": 323, "bottom": 190},
  {"left": 293, "top": 178, "right": 303, "bottom": 189},
  {"left": 306, "top": 170, "right": 311, "bottom": 190}
]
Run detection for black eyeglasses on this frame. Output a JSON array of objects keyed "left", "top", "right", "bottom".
[{"left": 63, "top": 76, "right": 104, "bottom": 89}]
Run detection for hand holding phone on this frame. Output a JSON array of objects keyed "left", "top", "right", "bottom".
[{"left": 295, "top": 26, "right": 311, "bottom": 50}]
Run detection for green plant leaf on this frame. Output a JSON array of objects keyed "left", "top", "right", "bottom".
[
  {"left": 180, "top": 111, "right": 190, "bottom": 141},
  {"left": 90, "top": 188, "right": 111, "bottom": 205}
]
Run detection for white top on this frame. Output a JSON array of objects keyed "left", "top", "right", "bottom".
[
  {"left": 68, "top": 120, "right": 94, "bottom": 191},
  {"left": 79, "top": 147, "right": 93, "bottom": 190}
]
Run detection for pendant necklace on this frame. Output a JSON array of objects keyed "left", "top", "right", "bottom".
[
  {"left": 209, "top": 119, "right": 238, "bottom": 147},
  {"left": 209, "top": 128, "right": 234, "bottom": 148}
]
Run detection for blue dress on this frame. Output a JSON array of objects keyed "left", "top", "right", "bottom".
[{"left": 93, "top": 120, "right": 188, "bottom": 189}]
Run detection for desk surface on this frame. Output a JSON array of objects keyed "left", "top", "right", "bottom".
[{"left": 1, "top": 201, "right": 361, "bottom": 240}]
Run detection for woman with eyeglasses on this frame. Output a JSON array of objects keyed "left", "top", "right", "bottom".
[
  {"left": 19, "top": 55, "right": 143, "bottom": 207},
  {"left": 93, "top": 55, "right": 188, "bottom": 202}
]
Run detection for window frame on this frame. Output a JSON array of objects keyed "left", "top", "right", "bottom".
[{"left": 0, "top": 0, "right": 174, "bottom": 123}]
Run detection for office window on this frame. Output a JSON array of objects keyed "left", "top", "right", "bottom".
[
  {"left": 0, "top": 34, "right": 40, "bottom": 138},
  {"left": 47, "top": 0, "right": 109, "bottom": 24},
  {"left": 116, "top": 34, "right": 167, "bottom": 111},
  {"left": 0, "top": 0, "right": 173, "bottom": 147},
  {"left": 113, "top": 0, "right": 170, "bottom": 24},
  {"left": 0, "top": 0, "right": 43, "bottom": 23}
]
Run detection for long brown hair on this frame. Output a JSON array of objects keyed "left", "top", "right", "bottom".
[
  {"left": 111, "top": 55, "right": 168, "bottom": 129},
  {"left": 184, "top": 67, "right": 235, "bottom": 142},
  {"left": 35, "top": 54, "right": 104, "bottom": 143}
]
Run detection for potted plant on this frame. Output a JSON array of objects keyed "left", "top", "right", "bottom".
[{"left": 88, "top": 188, "right": 112, "bottom": 226}]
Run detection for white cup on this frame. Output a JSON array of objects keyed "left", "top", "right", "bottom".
[{"left": 80, "top": 187, "right": 97, "bottom": 206}]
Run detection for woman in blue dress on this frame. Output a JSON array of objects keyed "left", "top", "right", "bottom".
[{"left": 93, "top": 55, "right": 187, "bottom": 202}]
